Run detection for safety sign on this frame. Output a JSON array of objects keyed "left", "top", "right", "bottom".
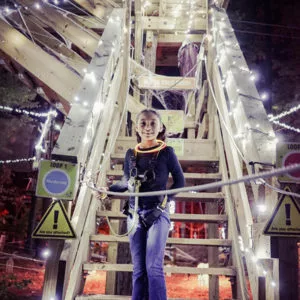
[
  {"left": 158, "top": 110, "right": 184, "bottom": 133},
  {"left": 36, "top": 160, "right": 78, "bottom": 200},
  {"left": 276, "top": 142, "right": 300, "bottom": 182},
  {"left": 167, "top": 138, "right": 184, "bottom": 156},
  {"left": 264, "top": 189, "right": 300, "bottom": 237},
  {"left": 32, "top": 200, "right": 76, "bottom": 239}
]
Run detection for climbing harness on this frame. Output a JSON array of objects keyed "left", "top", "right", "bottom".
[
  {"left": 97, "top": 179, "right": 141, "bottom": 237},
  {"left": 96, "top": 141, "right": 169, "bottom": 235},
  {"left": 126, "top": 141, "right": 168, "bottom": 229}
]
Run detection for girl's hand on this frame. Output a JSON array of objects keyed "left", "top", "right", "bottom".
[{"left": 95, "top": 187, "right": 108, "bottom": 200}]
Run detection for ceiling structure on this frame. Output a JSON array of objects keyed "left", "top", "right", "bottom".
[{"left": 0, "top": 0, "right": 229, "bottom": 114}]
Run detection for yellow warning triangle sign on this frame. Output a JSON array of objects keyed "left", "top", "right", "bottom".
[
  {"left": 264, "top": 188, "right": 300, "bottom": 237},
  {"left": 32, "top": 200, "right": 76, "bottom": 239}
]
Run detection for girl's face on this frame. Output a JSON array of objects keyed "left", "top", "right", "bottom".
[{"left": 136, "top": 112, "right": 162, "bottom": 143}]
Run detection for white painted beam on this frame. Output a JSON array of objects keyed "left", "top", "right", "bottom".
[
  {"left": 158, "top": 33, "right": 203, "bottom": 44},
  {"left": 52, "top": 9, "right": 125, "bottom": 164},
  {"left": 16, "top": 0, "right": 100, "bottom": 57},
  {"left": 142, "top": 16, "right": 206, "bottom": 31},
  {"left": 0, "top": 19, "right": 80, "bottom": 106},
  {"left": 72, "top": 0, "right": 113, "bottom": 19},
  {"left": 6, "top": 11, "right": 88, "bottom": 76},
  {"left": 212, "top": 9, "right": 275, "bottom": 164}
]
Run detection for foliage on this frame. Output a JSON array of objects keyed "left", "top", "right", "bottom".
[
  {"left": 0, "top": 273, "right": 32, "bottom": 300},
  {"left": 0, "top": 166, "right": 30, "bottom": 238}
]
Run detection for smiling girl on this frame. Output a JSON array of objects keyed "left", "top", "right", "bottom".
[{"left": 105, "top": 109, "right": 185, "bottom": 299}]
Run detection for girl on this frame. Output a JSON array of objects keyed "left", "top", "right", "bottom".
[{"left": 105, "top": 109, "right": 185, "bottom": 300}]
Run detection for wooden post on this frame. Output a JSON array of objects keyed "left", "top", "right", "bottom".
[
  {"left": 134, "top": 0, "right": 142, "bottom": 103},
  {"left": 206, "top": 201, "right": 219, "bottom": 300},
  {"left": 144, "top": 31, "right": 158, "bottom": 107},
  {"left": 271, "top": 237, "right": 299, "bottom": 299},
  {"left": 258, "top": 276, "right": 266, "bottom": 300}
]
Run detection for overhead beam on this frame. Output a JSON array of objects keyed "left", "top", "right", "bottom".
[
  {"left": 72, "top": 0, "right": 113, "bottom": 19},
  {"left": 142, "top": 16, "right": 206, "bottom": 31},
  {"left": 52, "top": 9, "right": 126, "bottom": 163},
  {"left": 0, "top": 19, "right": 80, "bottom": 106},
  {"left": 137, "top": 75, "right": 195, "bottom": 90},
  {"left": 158, "top": 33, "right": 203, "bottom": 44},
  {"left": 6, "top": 11, "right": 88, "bottom": 76},
  {"left": 16, "top": 0, "right": 100, "bottom": 57},
  {"left": 68, "top": 15, "right": 106, "bottom": 30}
]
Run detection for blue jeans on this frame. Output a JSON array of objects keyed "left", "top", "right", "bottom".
[{"left": 128, "top": 210, "right": 170, "bottom": 300}]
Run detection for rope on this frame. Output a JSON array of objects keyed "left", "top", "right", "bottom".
[
  {"left": 0, "top": 263, "right": 43, "bottom": 273},
  {"left": 89, "top": 163, "right": 300, "bottom": 198},
  {"left": 0, "top": 251, "right": 44, "bottom": 263},
  {"left": 98, "top": 180, "right": 140, "bottom": 237}
]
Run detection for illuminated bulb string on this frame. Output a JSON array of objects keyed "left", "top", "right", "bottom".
[
  {"left": 215, "top": 18, "right": 299, "bottom": 134},
  {"left": 268, "top": 103, "right": 300, "bottom": 121},
  {"left": 0, "top": 157, "right": 36, "bottom": 165},
  {"left": 271, "top": 119, "right": 300, "bottom": 133},
  {"left": 211, "top": 12, "right": 299, "bottom": 289},
  {"left": 0, "top": 105, "right": 49, "bottom": 118}
]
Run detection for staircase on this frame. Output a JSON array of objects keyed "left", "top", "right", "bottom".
[
  {"left": 75, "top": 131, "right": 237, "bottom": 300},
  {"left": 0, "top": 0, "right": 280, "bottom": 299}
]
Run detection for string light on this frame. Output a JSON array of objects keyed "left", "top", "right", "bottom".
[
  {"left": 210, "top": 9, "right": 280, "bottom": 291},
  {"left": 35, "top": 110, "right": 57, "bottom": 153},
  {"left": 271, "top": 119, "right": 300, "bottom": 133},
  {"left": 0, "top": 105, "right": 49, "bottom": 118},
  {"left": 268, "top": 103, "right": 300, "bottom": 121},
  {"left": 0, "top": 157, "right": 36, "bottom": 165}
]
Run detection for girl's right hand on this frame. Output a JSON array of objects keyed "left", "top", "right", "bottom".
[{"left": 95, "top": 187, "right": 108, "bottom": 200}]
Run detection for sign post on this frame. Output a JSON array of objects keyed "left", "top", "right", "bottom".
[
  {"left": 264, "top": 190, "right": 300, "bottom": 237},
  {"left": 36, "top": 160, "right": 78, "bottom": 200},
  {"left": 276, "top": 142, "right": 300, "bottom": 182}
]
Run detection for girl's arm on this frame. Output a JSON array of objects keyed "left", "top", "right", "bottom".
[
  {"left": 167, "top": 147, "right": 185, "bottom": 200},
  {"left": 108, "top": 149, "right": 131, "bottom": 192}
]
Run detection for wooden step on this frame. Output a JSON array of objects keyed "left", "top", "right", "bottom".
[
  {"left": 76, "top": 295, "right": 202, "bottom": 300},
  {"left": 107, "top": 169, "right": 222, "bottom": 181},
  {"left": 96, "top": 211, "right": 228, "bottom": 223},
  {"left": 113, "top": 137, "right": 218, "bottom": 159},
  {"left": 106, "top": 192, "right": 225, "bottom": 202},
  {"left": 111, "top": 153, "right": 219, "bottom": 164},
  {"left": 83, "top": 263, "right": 236, "bottom": 276},
  {"left": 90, "top": 235, "right": 232, "bottom": 247}
]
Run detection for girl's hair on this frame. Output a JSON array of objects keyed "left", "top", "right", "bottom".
[{"left": 135, "top": 109, "right": 166, "bottom": 142}]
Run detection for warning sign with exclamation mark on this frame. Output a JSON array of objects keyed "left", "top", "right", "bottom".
[
  {"left": 32, "top": 200, "right": 76, "bottom": 239},
  {"left": 264, "top": 189, "right": 300, "bottom": 237}
]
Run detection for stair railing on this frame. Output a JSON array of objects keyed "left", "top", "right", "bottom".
[
  {"left": 201, "top": 7, "right": 280, "bottom": 299},
  {"left": 40, "top": 8, "right": 130, "bottom": 300}
]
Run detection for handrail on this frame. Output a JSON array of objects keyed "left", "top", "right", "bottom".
[
  {"left": 214, "top": 115, "right": 249, "bottom": 300},
  {"left": 40, "top": 8, "right": 128, "bottom": 300},
  {"left": 204, "top": 37, "right": 279, "bottom": 300}
]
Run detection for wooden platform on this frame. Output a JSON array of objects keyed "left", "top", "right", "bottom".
[
  {"left": 96, "top": 211, "right": 228, "bottom": 223},
  {"left": 83, "top": 263, "right": 236, "bottom": 276},
  {"left": 76, "top": 296, "right": 202, "bottom": 300},
  {"left": 90, "top": 234, "right": 232, "bottom": 247}
]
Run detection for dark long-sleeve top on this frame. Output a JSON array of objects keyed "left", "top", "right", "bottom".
[{"left": 109, "top": 146, "right": 185, "bottom": 208}]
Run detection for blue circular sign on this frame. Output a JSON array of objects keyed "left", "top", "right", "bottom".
[{"left": 43, "top": 169, "right": 70, "bottom": 195}]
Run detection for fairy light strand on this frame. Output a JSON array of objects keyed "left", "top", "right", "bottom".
[
  {"left": 0, "top": 157, "right": 36, "bottom": 165},
  {"left": 270, "top": 119, "right": 300, "bottom": 133},
  {"left": 0, "top": 105, "right": 49, "bottom": 118},
  {"left": 268, "top": 104, "right": 300, "bottom": 121}
]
